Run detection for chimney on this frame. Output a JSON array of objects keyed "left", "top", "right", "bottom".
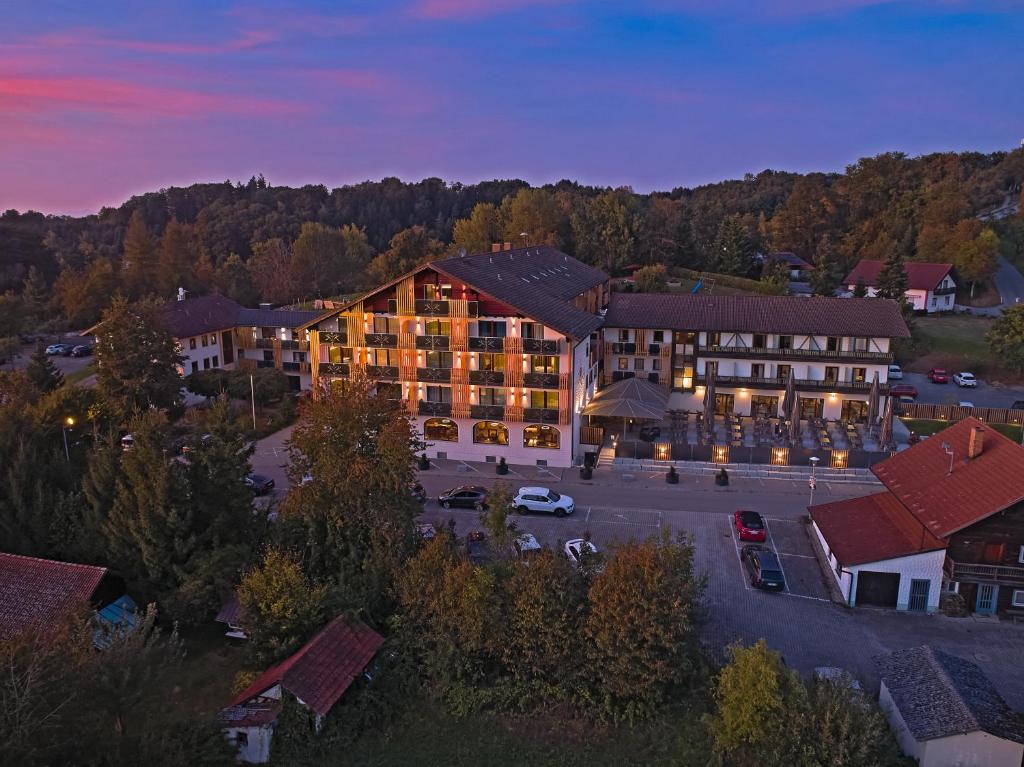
[
  {"left": 967, "top": 426, "right": 985, "bottom": 459},
  {"left": 491, "top": 243, "right": 502, "bottom": 253},
  {"left": 503, "top": 241, "right": 512, "bottom": 251}
]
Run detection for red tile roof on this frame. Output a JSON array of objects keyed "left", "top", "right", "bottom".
[
  {"left": 228, "top": 616, "right": 384, "bottom": 717},
  {"left": 872, "top": 417, "right": 1024, "bottom": 538},
  {"left": 810, "top": 492, "right": 946, "bottom": 566},
  {"left": 843, "top": 260, "right": 954, "bottom": 291},
  {"left": 0, "top": 553, "right": 107, "bottom": 642}
]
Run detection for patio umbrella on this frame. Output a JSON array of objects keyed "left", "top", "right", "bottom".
[
  {"left": 867, "top": 371, "right": 880, "bottom": 427},
  {"left": 878, "top": 396, "right": 894, "bottom": 451},
  {"left": 581, "top": 376, "right": 669, "bottom": 420},
  {"left": 780, "top": 368, "right": 796, "bottom": 444},
  {"left": 702, "top": 365, "right": 717, "bottom": 438}
]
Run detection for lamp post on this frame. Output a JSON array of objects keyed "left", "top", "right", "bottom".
[
  {"left": 808, "top": 455, "right": 820, "bottom": 506},
  {"left": 62, "top": 416, "right": 75, "bottom": 461}
]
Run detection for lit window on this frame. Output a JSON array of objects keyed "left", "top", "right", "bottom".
[
  {"left": 424, "top": 418, "right": 458, "bottom": 442},
  {"left": 524, "top": 424, "right": 559, "bottom": 449},
  {"left": 473, "top": 421, "right": 508, "bottom": 445}
]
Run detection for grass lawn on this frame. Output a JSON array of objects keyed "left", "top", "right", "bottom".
[
  {"left": 902, "top": 315, "right": 999, "bottom": 375},
  {"left": 65, "top": 361, "right": 96, "bottom": 385},
  {"left": 901, "top": 418, "right": 1023, "bottom": 442}
]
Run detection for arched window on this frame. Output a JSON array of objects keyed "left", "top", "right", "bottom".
[
  {"left": 424, "top": 418, "right": 458, "bottom": 442},
  {"left": 524, "top": 424, "right": 560, "bottom": 449},
  {"left": 473, "top": 421, "right": 509, "bottom": 445}
]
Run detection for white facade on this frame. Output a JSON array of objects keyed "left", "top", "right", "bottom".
[
  {"left": 812, "top": 522, "right": 945, "bottom": 612},
  {"left": 849, "top": 273, "right": 956, "bottom": 314},
  {"left": 177, "top": 328, "right": 233, "bottom": 376},
  {"left": 880, "top": 682, "right": 1024, "bottom": 767}
]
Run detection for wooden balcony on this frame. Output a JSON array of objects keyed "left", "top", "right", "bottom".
[
  {"left": 319, "top": 331, "right": 347, "bottom": 345},
  {"left": 701, "top": 345, "right": 893, "bottom": 363},
  {"left": 364, "top": 332, "right": 398, "bottom": 348},
  {"left": 365, "top": 365, "right": 399, "bottom": 379},
  {"left": 694, "top": 375, "right": 882, "bottom": 394},
  {"left": 522, "top": 338, "right": 559, "bottom": 354},
  {"left": 468, "top": 369, "right": 505, "bottom": 386},
  {"left": 468, "top": 336, "right": 505, "bottom": 352},
  {"left": 523, "top": 407, "right": 560, "bottom": 423},
  {"left": 523, "top": 371, "right": 560, "bottom": 389},
  {"left": 418, "top": 401, "right": 452, "bottom": 417},
  {"left": 944, "top": 557, "right": 1024, "bottom": 585},
  {"left": 416, "top": 367, "right": 452, "bottom": 383},
  {"left": 319, "top": 362, "right": 349, "bottom": 376},
  {"left": 415, "top": 334, "right": 450, "bottom": 350},
  {"left": 470, "top": 404, "right": 506, "bottom": 420}
]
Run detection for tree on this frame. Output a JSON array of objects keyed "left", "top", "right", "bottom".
[
  {"left": 21, "top": 265, "right": 49, "bottom": 323},
  {"left": 25, "top": 343, "right": 64, "bottom": 394},
  {"left": 853, "top": 277, "right": 869, "bottom": 298},
  {"left": 583, "top": 530, "right": 704, "bottom": 723},
  {"left": 365, "top": 226, "right": 445, "bottom": 286},
  {"left": 645, "top": 196, "right": 698, "bottom": 269},
  {"left": 123, "top": 209, "right": 158, "bottom": 297},
  {"left": 633, "top": 264, "right": 669, "bottom": 293},
  {"left": 478, "top": 480, "right": 516, "bottom": 554},
  {"left": 249, "top": 238, "right": 297, "bottom": 304},
  {"left": 760, "top": 259, "right": 790, "bottom": 290},
  {"left": 452, "top": 202, "right": 504, "bottom": 255},
  {"left": 770, "top": 174, "right": 837, "bottom": 260},
  {"left": 809, "top": 234, "right": 843, "bottom": 296},
  {"left": 987, "top": 304, "right": 1024, "bottom": 372},
  {"left": 875, "top": 249, "right": 908, "bottom": 301},
  {"left": 156, "top": 218, "right": 196, "bottom": 296},
  {"left": 338, "top": 223, "right": 375, "bottom": 291},
  {"left": 712, "top": 215, "right": 755, "bottom": 276},
  {"left": 214, "top": 253, "right": 259, "bottom": 305},
  {"left": 944, "top": 221, "right": 999, "bottom": 297},
  {"left": 500, "top": 188, "right": 564, "bottom": 247},
  {"left": 237, "top": 549, "right": 327, "bottom": 664},
  {"left": 571, "top": 189, "right": 646, "bottom": 273},
  {"left": 290, "top": 222, "right": 346, "bottom": 297},
  {"left": 94, "top": 297, "right": 184, "bottom": 416}
]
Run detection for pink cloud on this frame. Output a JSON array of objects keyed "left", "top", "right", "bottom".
[
  {"left": 410, "top": 0, "right": 573, "bottom": 20},
  {"left": 33, "top": 27, "right": 276, "bottom": 55},
  {"left": 307, "top": 68, "right": 386, "bottom": 91}
]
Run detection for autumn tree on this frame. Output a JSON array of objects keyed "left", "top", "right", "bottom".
[
  {"left": 452, "top": 202, "right": 504, "bottom": 255},
  {"left": 645, "top": 196, "right": 698, "bottom": 268},
  {"left": 633, "top": 264, "right": 669, "bottom": 292},
  {"left": 54, "top": 257, "right": 120, "bottom": 327},
  {"left": 987, "top": 304, "right": 1024, "bottom": 372},
  {"left": 156, "top": 218, "right": 197, "bottom": 296},
  {"left": 572, "top": 189, "right": 646, "bottom": 273},
  {"left": 290, "top": 222, "right": 346, "bottom": 297},
  {"left": 214, "top": 253, "right": 259, "bottom": 305},
  {"left": 479, "top": 480, "right": 516, "bottom": 554},
  {"left": 237, "top": 548, "right": 328, "bottom": 664},
  {"left": 500, "top": 188, "right": 564, "bottom": 247},
  {"left": 123, "top": 209, "right": 158, "bottom": 297},
  {"left": 249, "top": 238, "right": 297, "bottom": 304},
  {"left": 365, "top": 225, "right": 445, "bottom": 285},
  {"left": 25, "top": 343, "right": 64, "bottom": 394},
  {"left": 770, "top": 174, "right": 837, "bottom": 260}
]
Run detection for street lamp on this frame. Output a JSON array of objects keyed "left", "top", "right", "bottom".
[
  {"left": 808, "top": 455, "right": 820, "bottom": 506},
  {"left": 62, "top": 416, "right": 75, "bottom": 462}
]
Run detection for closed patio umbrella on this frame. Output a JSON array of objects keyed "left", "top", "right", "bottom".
[
  {"left": 878, "top": 396, "right": 894, "bottom": 451},
  {"left": 867, "top": 371, "right": 880, "bottom": 427},
  {"left": 703, "top": 365, "right": 717, "bottom": 438},
  {"left": 780, "top": 368, "right": 796, "bottom": 444}
]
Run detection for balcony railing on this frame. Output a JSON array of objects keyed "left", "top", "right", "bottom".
[
  {"left": 416, "top": 367, "right": 452, "bottom": 383},
  {"left": 470, "top": 404, "right": 506, "bottom": 420},
  {"left": 320, "top": 362, "right": 349, "bottom": 376},
  {"left": 523, "top": 371, "right": 560, "bottom": 388},
  {"left": 365, "top": 365, "right": 399, "bottom": 379},
  {"left": 701, "top": 345, "right": 893, "bottom": 363},
  {"left": 694, "top": 375, "right": 882, "bottom": 394},
  {"left": 318, "top": 331, "right": 347, "bottom": 345},
  {"left": 523, "top": 407, "right": 560, "bottom": 423},
  {"left": 415, "top": 334, "right": 451, "bottom": 350},
  {"left": 365, "top": 332, "right": 398, "bottom": 348},
  {"left": 468, "top": 369, "right": 505, "bottom": 386},
  {"left": 418, "top": 401, "right": 452, "bottom": 417},
  {"left": 282, "top": 361, "right": 300, "bottom": 372},
  {"left": 256, "top": 360, "right": 276, "bottom": 369},
  {"left": 522, "top": 338, "right": 559, "bottom": 354},
  {"left": 933, "top": 286, "right": 956, "bottom": 296},
  {"left": 944, "top": 558, "right": 1024, "bottom": 585},
  {"left": 468, "top": 336, "right": 505, "bottom": 352}
]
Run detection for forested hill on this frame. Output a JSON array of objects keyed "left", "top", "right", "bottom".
[{"left": 2, "top": 149, "right": 1023, "bottom": 330}]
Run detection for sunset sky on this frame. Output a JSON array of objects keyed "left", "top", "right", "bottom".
[{"left": 2, "top": 0, "right": 1022, "bottom": 215}]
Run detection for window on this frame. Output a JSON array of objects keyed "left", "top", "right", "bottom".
[
  {"left": 778, "top": 335, "right": 792, "bottom": 350},
  {"left": 425, "top": 385, "right": 451, "bottom": 403},
  {"left": 189, "top": 338, "right": 197, "bottom": 350},
  {"left": 235, "top": 732, "right": 249, "bottom": 748},
  {"left": 212, "top": 355, "right": 219, "bottom": 368},
  {"left": 423, "top": 284, "right": 452, "bottom": 300},
  {"left": 210, "top": 334, "right": 217, "bottom": 345},
  {"left": 634, "top": 358, "right": 645, "bottom": 371},
  {"left": 753, "top": 334, "right": 766, "bottom": 349},
  {"left": 826, "top": 337, "right": 839, "bottom": 352},
  {"left": 653, "top": 330, "right": 664, "bottom": 343},
  {"left": 263, "top": 351, "right": 275, "bottom": 362},
  {"left": 524, "top": 424, "right": 560, "bottom": 449},
  {"left": 618, "top": 357, "right": 629, "bottom": 371},
  {"left": 424, "top": 351, "right": 453, "bottom": 368},
  {"left": 191, "top": 361, "right": 198, "bottom": 373},
  {"left": 824, "top": 366, "right": 839, "bottom": 383},
  {"left": 673, "top": 366, "right": 693, "bottom": 390},
  {"left": 852, "top": 367, "right": 867, "bottom": 383},
  {"left": 521, "top": 322, "right": 543, "bottom": 340},
  {"left": 478, "top": 387, "right": 505, "bottom": 406},
  {"left": 376, "top": 382, "right": 401, "bottom": 400},
  {"left": 238, "top": 349, "right": 245, "bottom": 358},
  {"left": 930, "top": 295, "right": 936, "bottom": 306},
  {"left": 777, "top": 364, "right": 791, "bottom": 380},
  {"left": 328, "top": 346, "right": 352, "bottom": 364},
  {"left": 1013, "top": 590, "right": 1024, "bottom": 608},
  {"left": 854, "top": 337, "right": 870, "bottom": 351},
  {"left": 477, "top": 320, "right": 507, "bottom": 337},
  {"left": 618, "top": 329, "right": 630, "bottom": 342},
  {"left": 751, "top": 363, "right": 764, "bottom": 378},
  {"left": 373, "top": 316, "right": 399, "bottom": 333},
  {"left": 424, "top": 319, "right": 450, "bottom": 336},
  {"left": 531, "top": 355, "right": 558, "bottom": 373},
  {"left": 652, "top": 358, "right": 662, "bottom": 371},
  {"left": 424, "top": 418, "right": 458, "bottom": 442},
  {"left": 478, "top": 353, "right": 504, "bottom": 371},
  {"left": 473, "top": 421, "right": 508, "bottom": 445},
  {"left": 295, "top": 352, "right": 307, "bottom": 363},
  {"left": 983, "top": 542, "right": 1005, "bottom": 564},
  {"left": 201, "top": 335, "right": 208, "bottom": 347},
  {"left": 372, "top": 348, "right": 398, "bottom": 366},
  {"left": 203, "top": 358, "right": 211, "bottom": 370},
  {"left": 707, "top": 332, "right": 721, "bottom": 346},
  {"left": 531, "top": 391, "right": 559, "bottom": 409}
]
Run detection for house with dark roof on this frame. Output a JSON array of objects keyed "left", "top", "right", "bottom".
[
  {"left": 876, "top": 646, "right": 1024, "bottom": 766},
  {"left": 810, "top": 418, "right": 1024, "bottom": 614},
  {"left": 218, "top": 616, "right": 384, "bottom": 763},
  {"left": 765, "top": 251, "right": 814, "bottom": 280},
  {"left": 843, "top": 259, "right": 957, "bottom": 313}
]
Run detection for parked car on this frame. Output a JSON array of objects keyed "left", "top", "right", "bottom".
[
  {"left": 887, "top": 364, "right": 903, "bottom": 380},
  {"left": 740, "top": 545, "right": 786, "bottom": 591},
  {"left": 958, "top": 401, "right": 974, "bottom": 409},
  {"left": 439, "top": 485, "right": 488, "bottom": 510},
  {"left": 410, "top": 482, "right": 427, "bottom": 503},
  {"left": 952, "top": 372, "right": 977, "bottom": 388},
  {"left": 814, "top": 667, "right": 862, "bottom": 691},
  {"left": 70, "top": 344, "right": 92, "bottom": 357},
  {"left": 927, "top": 368, "right": 949, "bottom": 384},
  {"left": 466, "top": 530, "right": 492, "bottom": 564},
  {"left": 889, "top": 384, "right": 918, "bottom": 399},
  {"left": 511, "top": 532, "right": 542, "bottom": 559},
  {"left": 1012, "top": 401, "right": 1024, "bottom": 411},
  {"left": 733, "top": 510, "right": 767, "bottom": 542},
  {"left": 120, "top": 433, "right": 135, "bottom": 451},
  {"left": 638, "top": 425, "right": 661, "bottom": 442},
  {"left": 46, "top": 343, "right": 73, "bottom": 356},
  {"left": 512, "top": 486, "right": 575, "bottom": 517},
  {"left": 563, "top": 538, "right": 599, "bottom": 567},
  {"left": 245, "top": 474, "right": 275, "bottom": 495}
]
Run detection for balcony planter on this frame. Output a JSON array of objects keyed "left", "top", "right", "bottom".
[
  {"left": 715, "top": 468, "right": 729, "bottom": 486},
  {"left": 496, "top": 457, "right": 509, "bottom": 475},
  {"left": 666, "top": 467, "right": 679, "bottom": 484},
  {"left": 418, "top": 454, "right": 430, "bottom": 471},
  {"left": 579, "top": 466, "right": 593, "bottom": 480}
]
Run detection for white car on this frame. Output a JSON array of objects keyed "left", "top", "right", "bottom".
[
  {"left": 953, "top": 372, "right": 977, "bottom": 388},
  {"left": 512, "top": 486, "right": 575, "bottom": 517},
  {"left": 887, "top": 364, "right": 903, "bottom": 380},
  {"left": 563, "top": 538, "right": 598, "bottom": 567},
  {"left": 511, "top": 532, "right": 542, "bottom": 558},
  {"left": 958, "top": 401, "right": 974, "bottom": 409}
]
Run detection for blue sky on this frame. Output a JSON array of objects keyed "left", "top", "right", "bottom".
[{"left": 1, "top": 0, "right": 1022, "bottom": 214}]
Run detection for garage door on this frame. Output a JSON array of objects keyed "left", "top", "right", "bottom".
[{"left": 856, "top": 571, "right": 900, "bottom": 608}]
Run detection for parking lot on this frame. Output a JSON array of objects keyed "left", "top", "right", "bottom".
[{"left": 902, "top": 370, "right": 1024, "bottom": 408}]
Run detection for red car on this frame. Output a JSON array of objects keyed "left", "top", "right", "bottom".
[
  {"left": 889, "top": 384, "right": 918, "bottom": 398},
  {"left": 927, "top": 368, "right": 949, "bottom": 384},
  {"left": 734, "top": 510, "right": 767, "bottom": 542}
]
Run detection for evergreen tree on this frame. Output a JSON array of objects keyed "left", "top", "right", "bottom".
[
  {"left": 853, "top": 278, "right": 869, "bottom": 298},
  {"left": 876, "top": 249, "right": 909, "bottom": 301},
  {"left": 156, "top": 218, "right": 196, "bottom": 296},
  {"left": 25, "top": 343, "right": 64, "bottom": 394},
  {"left": 123, "top": 209, "right": 158, "bottom": 298},
  {"left": 712, "top": 215, "right": 755, "bottom": 276},
  {"left": 809, "top": 235, "right": 843, "bottom": 296},
  {"left": 21, "top": 265, "right": 49, "bottom": 323}
]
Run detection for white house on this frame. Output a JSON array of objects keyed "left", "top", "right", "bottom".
[
  {"left": 876, "top": 646, "right": 1024, "bottom": 767},
  {"left": 843, "top": 260, "right": 956, "bottom": 313}
]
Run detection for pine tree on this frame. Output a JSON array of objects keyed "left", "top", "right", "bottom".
[
  {"left": 876, "top": 249, "right": 908, "bottom": 301},
  {"left": 156, "top": 219, "right": 195, "bottom": 296},
  {"left": 713, "top": 215, "right": 755, "bottom": 276},
  {"left": 25, "top": 343, "right": 64, "bottom": 394},
  {"left": 853, "top": 278, "right": 869, "bottom": 298},
  {"left": 122, "top": 210, "right": 158, "bottom": 298},
  {"left": 809, "top": 235, "right": 843, "bottom": 297},
  {"left": 22, "top": 266, "right": 49, "bottom": 322}
]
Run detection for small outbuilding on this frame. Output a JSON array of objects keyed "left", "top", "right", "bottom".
[{"left": 876, "top": 645, "right": 1024, "bottom": 767}]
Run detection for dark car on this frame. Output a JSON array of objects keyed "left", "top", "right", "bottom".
[
  {"left": 438, "top": 485, "right": 488, "bottom": 510},
  {"left": 741, "top": 545, "right": 786, "bottom": 591},
  {"left": 889, "top": 384, "right": 918, "bottom": 399},
  {"left": 70, "top": 344, "right": 93, "bottom": 357},
  {"left": 410, "top": 482, "right": 427, "bottom": 503},
  {"left": 466, "top": 530, "right": 492, "bottom": 564},
  {"left": 245, "top": 474, "right": 275, "bottom": 495},
  {"left": 1011, "top": 400, "right": 1024, "bottom": 411},
  {"left": 638, "top": 425, "right": 662, "bottom": 442},
  {"left": 733, "top": 510, "right": 767, "bottom": 542}
]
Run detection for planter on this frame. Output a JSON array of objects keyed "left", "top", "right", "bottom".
[
  {"left": 579, "top": 467, "right": 593, "bottom": 480},
  {"left": 418, "top": 455, "right": 430, "bottom": 471},
  {"left": 496, "top": 459, "right": 509, "bottom": 475},
  {"left": 715, "top": 470, "right": 729, "bottom": 486},
  {"left": 666, "top": 470, "right": 679, "bottom": 484}
]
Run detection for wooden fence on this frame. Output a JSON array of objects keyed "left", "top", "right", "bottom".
[{"left": 898, "top": 403, "right": 1024, "bottom": 425}]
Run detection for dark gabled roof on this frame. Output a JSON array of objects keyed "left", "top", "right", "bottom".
[
  {"left": 226, "top": 616, "right": 383, "bottom": 717},
  {"left": 236, "top": 307, "right": 322, "bottom": 329},
  {"left": 809, "top": 492, "right": 945, "bottom": 566},
  {"left": 877, "top": 646, "right": 1024, "bottom": 744},
  {"left": 162, "top": 294, "right": 242, "bottom": 338},
  {"left": 844, "top": 260, "right": 954, "bottom": 291},
  {"left": 0, "top": 553, "right": 107, "bottom": 642},
  {"left": 872, "top": 417, "right": 1024, "bottom": 538},
  {"left": 604, "top": 293, "right": 911, "bottom": 337},
  {"left": 768, "top": 252, "right": 813, "bottom": 269}
]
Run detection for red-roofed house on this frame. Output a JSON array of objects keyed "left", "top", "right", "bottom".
[
  {"left": 843, "top": 260, "right": 956, "bottom": 313},
  {"left": 218, "top": 616, "right": 384, "bottom": 763},
  {"left": 810, "top": 418, "right": 1024, "bottom": 614}
]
